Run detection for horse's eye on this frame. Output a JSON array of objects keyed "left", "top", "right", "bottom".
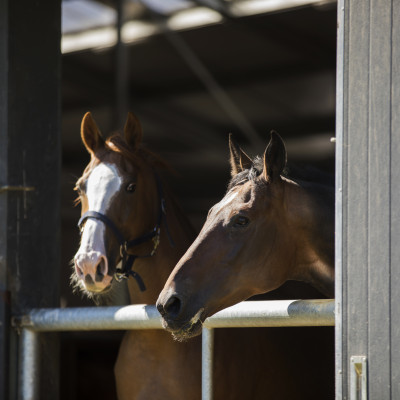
[
  {"left": 126, "top": 182, "right": 136, "bottom": 193},
  {"left": 233, "top": 215, "right": 249, "bottom": 227}
]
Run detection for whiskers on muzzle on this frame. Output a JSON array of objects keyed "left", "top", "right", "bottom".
[
  {"left": 69, "top": 259, "right": 130, "bottom": 306},
  {"left": 163, "top": 308, "right": 205, "bottom": 342}
]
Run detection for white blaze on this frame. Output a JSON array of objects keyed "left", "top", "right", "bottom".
[
  {"left": 78, "top": 163, "right": 122, "bottom": 255},
  {"left": 86, "top": 163, "right": 122, "bottom": 212},
  {"left": 212, "top": 190, "right": 239, "bottom": 215}
]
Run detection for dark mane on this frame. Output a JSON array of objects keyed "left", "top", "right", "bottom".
[
  {"left": 285, "top": 164, "right": 334, "bottom": 186},
  {"left": 227, "top": 156, "right": 334, "bottom": 192}
]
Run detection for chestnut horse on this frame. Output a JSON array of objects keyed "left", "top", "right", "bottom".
[
  {"left": 73, "top": 112, "right": 201, "bottom": 400},
  {"left": 157, "top": 132, "right": 335, "bottom": 399}
]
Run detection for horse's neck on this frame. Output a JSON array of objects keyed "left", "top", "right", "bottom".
[
  {"left": 293, "top": 248, "right": 335, "bottom": 298},
  {"left": 288, "top": 181, "right": 335, "bottom": 298},
  {"left": 127, "top": 190, "right": 196, "bottom": 305}
]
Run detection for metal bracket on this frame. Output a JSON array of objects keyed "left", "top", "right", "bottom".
[{"left": 350, "top": 355, "right": 367, "bottom": 400}]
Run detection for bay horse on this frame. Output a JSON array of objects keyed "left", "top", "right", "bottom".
[
  {"left": 73, "top": 112, "right": 201, "bottom": 400},
  {"left": 157, "top": 131, "right": 335, "bottom": 399}
]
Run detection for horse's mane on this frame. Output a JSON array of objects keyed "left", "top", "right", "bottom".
[{"left": 227, "top": 156, "right": 334, "bottom": 192}]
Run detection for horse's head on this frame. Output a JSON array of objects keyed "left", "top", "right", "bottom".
[
  {"left": 73, "top": 112, "right": 160, "bottom": 296},
  {"left": 157, "top": 132, "right": 318, "bottom": 340}
]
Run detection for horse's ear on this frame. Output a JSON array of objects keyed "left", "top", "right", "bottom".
[
  {"left": 124, "top": 112, "right": 142, "bottom": 149},
  {"left": 81, "top": 112, "right": 105, "bottom": 154},
  {"left": 239, "top": 149, "right": 252, "bottom": 171},
  {"left": 263, "top": 130, "right": 286, "bottom": 182},
  {"left": 229, "top": 134, "right": 252, "bottom": 176}
]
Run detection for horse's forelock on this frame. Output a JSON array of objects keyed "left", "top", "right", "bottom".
[
  {"left": 105, "top": 134, "right": 172, "bottom": 173},
  {"left": 106, "top": 134, "right": 139, "bottom": 166},
  {"left": 226, "top": 156, "right": 263, "bottom": 192}
]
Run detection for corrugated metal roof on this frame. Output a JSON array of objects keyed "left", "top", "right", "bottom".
[{"left": 62, "top": 0, "right": 116, "bottom": 34}]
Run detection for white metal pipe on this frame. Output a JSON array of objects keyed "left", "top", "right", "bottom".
[
  {"left": 16, "top": 299, "right": 334, "bottom": 400},
  {"left": 202, "top": 328, "right": 214, "bottom": 400},
  {"left": 18, "top": 329, "right": 39, "bottom": 400},
  {"left": 204, "top": 299, "right": 334, "bottom": 328},
  {"left": 15, "top": 303, "right": 163, "bottom": 331},
  {"left": 14, "top": 299, "right": 334, "bottom": 332}
]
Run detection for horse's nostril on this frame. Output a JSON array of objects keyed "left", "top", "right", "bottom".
[
  {"left": 164, "top": 295, "right": 182, "bottom": 318},
  {"left": 85, "top": 274, "right": 94, "bottom": 285},
  {"left": 157, "top": 302, "right": 166, "bottom": 317},
  {"left": 96, "top": 263, "right": 103, "bottom": 276},
  {"left": 95, "top": 258, "right": 107, "bottom": 282},
  {"left": 75, "top": 265, "right": 84, "bottom": 278}
]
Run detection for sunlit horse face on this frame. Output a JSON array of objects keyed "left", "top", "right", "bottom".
[
  {"left": 157, "top": 132, "right": 301, "bottom": 340},
  {"left": 73, "top": 112, "right": 155, "bottom": 295}
]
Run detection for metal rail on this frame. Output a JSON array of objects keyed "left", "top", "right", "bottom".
[{"left": 14, "top": 299, "right": 334, "bottom": 400}]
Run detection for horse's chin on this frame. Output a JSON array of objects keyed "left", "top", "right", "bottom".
[
  {"left": 84, "top": 283, "right": 113, "bottom": 295},
  {"left": 169, "top": 320, "right": 203, "bottom": 342},
  {"left": 70, "top": 270, "right": 113, "bottom": 298},
  {"left": 162, "top": 308, "right": 205, "bottom": 342}
]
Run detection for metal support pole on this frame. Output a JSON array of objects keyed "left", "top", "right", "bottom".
[
  {"left": 13, "top": 300, "right": 334, "bottom": 332},
  {"left": 19, "top": 329, "right": 39, "bottom": 400},
  {"left": 115, "top": 0, "right": 129, "bottom": 128},
  {"left": 0, "top": 1, "right": 61, "bottom": 398},
  {"left": 202, "top": 328, "right": 214, "bottom": 400}
]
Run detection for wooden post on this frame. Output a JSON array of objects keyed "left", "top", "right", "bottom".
[{"left": 0, "top": 1, "right": 61, "bottom": 399}]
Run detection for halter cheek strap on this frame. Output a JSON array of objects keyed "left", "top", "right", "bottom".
[{"left": 77, "top": 173, "right": 174, "bottom": 292}]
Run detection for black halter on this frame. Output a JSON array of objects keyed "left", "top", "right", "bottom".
[{"left": 78, "top": 173, "right": 173, "bottom": 292}]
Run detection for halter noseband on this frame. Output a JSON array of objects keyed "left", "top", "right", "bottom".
[{"left": 77, "top": 173, "right": 173, "bottom": 292}]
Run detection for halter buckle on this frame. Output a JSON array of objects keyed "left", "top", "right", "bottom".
[
  {"left": 120, "top": 242, "right": 129, "bottom": 258},
  {"left": 151, "top": 228, "right": 161, "bottom": 256},
  {"left": 115, "top": 270, "right": 128, "bottom": 282}
]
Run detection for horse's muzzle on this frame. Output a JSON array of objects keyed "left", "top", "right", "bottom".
[{"left": 157, "top": 293, "right": 205, "bottom": 340}]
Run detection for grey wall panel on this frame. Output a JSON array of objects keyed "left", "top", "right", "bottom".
[
  {"left": 391, "top": 1, "right": 400, "bottom": 398},
  {"left": 368, "top": 1, "right": 392, "bottom": 397},
  {"left": 337, "top": 0, "right": 399, "bottom": 398},
  {"left": 346, "top": 0, "right": 369, "bottom": 393}
]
